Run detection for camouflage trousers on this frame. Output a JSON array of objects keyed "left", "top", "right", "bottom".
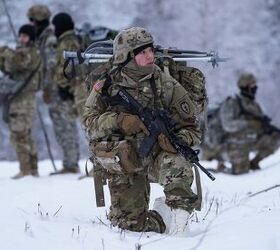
[
  {"left": 48, "top": 88, "right": 79, "bottom": 169},
  {"left": 8, "top": 92, "right": 37, "bottom": 174},
  {"left": 203, "top": 132, "right": 280, "bottom": 174},
  {"left": 107, "top": 151, "right": 198, "bottom": 232}
]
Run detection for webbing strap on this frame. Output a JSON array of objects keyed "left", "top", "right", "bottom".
[{"left": 193, "top": 164, "right": 202, "bottom": 211}]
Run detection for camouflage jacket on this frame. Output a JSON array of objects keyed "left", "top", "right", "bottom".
[
  {"left": 83, "top": 65, "right": 201, "bottom": 147},
  {"left": 35, "top": 25, "right": 57, "bottom": 88},
  {"left": 0, "top": 43, "right": 41, "bottom": 95},
  {"left": 53, "top": 30, "right": 80, "bottom": 90},
  {"left": 219, "top": 94, "right": 264, "bottom": 141}
]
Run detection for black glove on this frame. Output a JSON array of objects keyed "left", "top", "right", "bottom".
[
  {"left": 263, "top": 124, "right": 273, "bottom": 135},
  {"left": 262, "top": 116, "right": 273, "bottom": 134},
  {"left": 58, "top": 86, "right": 74, "bottom": 101},
  {"left": 262, "top": 115, "right": 271, "bottom": 123}
]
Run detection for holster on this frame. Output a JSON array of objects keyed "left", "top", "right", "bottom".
[
  {"left": 91, "top": 140, "right": 142, "bottom": 174},
  {"left": 89, "top": 139, "right": 142, "bottom": 207},
  {"left": 91, "top": 159, "right": 107, "bottom": 207}
]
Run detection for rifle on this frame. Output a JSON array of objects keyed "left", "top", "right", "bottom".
[
  {"left": 263, "top": 118, "right": 280, "bottom": 134},
  {"left": 236, "top": 95, "right": 280, "bottom": 134},
  {"left": 63, "top": 40, "right": 229, "bottom": 67},
  {"left": 106, "top": 88, "right": 215, "bottom": 181},
  {"left": 1, "top": 0, "right": 57, "bottom": 172},
  {"left": 251, "top": 114, "right": 280, "bottom": 134},
  {"left": 1, "top": 0, "right": 17, "bottom": 42}
]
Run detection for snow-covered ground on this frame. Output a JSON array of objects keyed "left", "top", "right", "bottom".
[{"left": 1, "top": 149, "right": 280, "bottom": 250}]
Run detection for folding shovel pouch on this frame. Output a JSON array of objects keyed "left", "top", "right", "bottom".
[{"left": 91, "top": 140, "right": 142, "bottom": 174}]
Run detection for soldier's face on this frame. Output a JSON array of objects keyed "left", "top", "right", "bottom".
[
  {"left": 134, "top": 47, "right": 155, "bottom": 67},
  {"left": 19, "top": 33, "right": 30, "bottom": 45}
]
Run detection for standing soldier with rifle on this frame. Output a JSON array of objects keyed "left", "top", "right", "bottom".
[
  {"left": 52, "top": 12, "right": 88, "bottom": 120},
  {"left": 0, "top": 24, "right": 41, "bottom": 179},
  {"left": 47, "top": 12, "right": 84, "bottom": 175},
  {"left": 83, "top": 27, "right": 204, "bottom": 235},
  {"left": 202, "top": 73, "right": 280, "bottom": 174},
  {"left": 27, "top": 5, "right": 80, "bottom": 174}
]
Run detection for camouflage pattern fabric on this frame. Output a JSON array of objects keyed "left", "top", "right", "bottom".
[
  {"left": 47, "top": 30, "right": 83, "bottom": 169},
  {"left": 0, "top": 44, "right": 41, "bottom": 176},
  {"left": 36, "top": 26, "right": 81, "bottom": 169},
  {"left": 83, "top": 60, "right": 201, "bottom": 232},
  {"left": 53, "top": 29, "right": 88, "bottom": 119},
  {"left": 202, "top": 94, "right": 280, "bottom": 174},
  {"left": 151, "top": 151, "right": 198, "bottom": 212},
  {"left": 35, "top": 25, "right": 57, "bottom": 89},
  {"left": 53, "top": 30, "right": 79, "bottom": 89}
]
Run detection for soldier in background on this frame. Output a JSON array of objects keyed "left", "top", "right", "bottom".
[
  {"left": 27, "top": 5, "right": 80, "bottom": 174},
  {"left": 52, "top": 12, "right": 89, "bottom": 120},
  {"left": 83, "top": 27, "right": 202, "bottom": 235},
  {"left": 202, "top": 73, "right": 280, "bottom": 174},
  {"left": 0, "top": 25, "right": 41, "bottom": 179}
]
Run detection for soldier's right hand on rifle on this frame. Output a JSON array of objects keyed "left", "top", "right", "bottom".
[
  {"left": 158, "top": 133, "right": 177, "bottom": 153},
  {"left": 117, "top": 112, "right": 149, "bottom": 135}
]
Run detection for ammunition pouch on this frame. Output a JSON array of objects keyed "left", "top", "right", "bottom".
[
  {"left": 91, "top": 140, "right": 142, "bottom": 174},
  {"left": 0, "top": 76, "right": 22, "bottom": 105}
]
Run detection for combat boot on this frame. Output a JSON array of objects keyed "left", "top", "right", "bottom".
[
  {"left": 78, "top": 168, "right": 93, "bottom": 180},
  {"left": 30, "top": 169, "right": 39, "bottom": 177},
  {"left": 145, "top": 210, "right": 166, "bottom": 233},
  {"left": 250, "top": 157, "right": 261, "bottom": 170},
  {"left": 153, "top": 196, "right": 190, "bottom": 236},
  {"left": 11, "top": 171, "right": 30, "bottom": 180},
  {"left": 30, "top": 153, "right": 39, "bottom": 177},
  {"left": 11, "top": 152, "right": 31, "bottom": 179},
  {"left": 231, "top": 163, "right": 249, "bottom": 175},
  {"left": 168, "top": 208, "right": 190, "bottom": 236},
  {"left": 217, "top": 161, "right": 226, "bottom": 172},
  {"left": 50, "top": 167, "right": 80, "bottom": 175}
]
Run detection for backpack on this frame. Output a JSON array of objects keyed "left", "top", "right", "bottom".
[
  {"left": 86, "top": 54, "right": 208, "bottom": 117},
  {"left": 202, "top": 106, "right": 225, "bottom": 147},
  {"left": 76, "top": 25, "right": 119, "bottom": 51},
  {"left": 155, "top": 55, "right": 208, "bottom": 116}
]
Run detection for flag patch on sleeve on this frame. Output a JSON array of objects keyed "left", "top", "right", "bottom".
[{"left": 93, "top": 80, "right": 105, "bottom": 92}]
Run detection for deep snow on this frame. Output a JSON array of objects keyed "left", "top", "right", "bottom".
[{"left": 1, "top": 149, "right": 280, "bottom": 250}]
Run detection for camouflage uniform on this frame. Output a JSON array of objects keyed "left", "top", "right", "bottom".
[
  {"left": 83, "top": 27, "right": 201, "bottom": 233},
  {"left": 202, "top": 74, "right": 280, "bottom": 174},
  {"left": 50, "top": 29, "right": 83, "bottom": 171},
  {"left": 0, "top": 38, "right": 41, "bottom": 178},
  {"left": 28, "top": 6, "right": 80, "bottom": 171},
  {"left": 54, "top": 29, "right": 88, "bottom": 119}
]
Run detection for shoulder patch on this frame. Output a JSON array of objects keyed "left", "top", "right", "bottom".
[
  {"left": 93, "top": 79, "right": 105, "bottom": 92},
  {"left": 180, "top": 100, "right": 191, "bottom": 114}
]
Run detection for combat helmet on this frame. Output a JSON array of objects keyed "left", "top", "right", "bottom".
[
  {"left": 113, "top": 27, "right": 154, "bottom": 64},
  {"left": 237, "top": 73, "right": 257, "bottom": 88},
  {"left": 27, "top": 5, "right": 51, "bottom": 22}
]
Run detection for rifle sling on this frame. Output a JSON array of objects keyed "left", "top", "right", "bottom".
[
  {"left": 3, "top": 60, "right": 41, "bottom": 123},
  {"left": 193, "top": 164, "right": 202, "bottom": 211}
]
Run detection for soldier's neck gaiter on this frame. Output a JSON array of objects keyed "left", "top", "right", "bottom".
[
  {"left": 122, "top": 59, "right": 155, "bottom": 82},
  {"left": 240, "top": 86, "right": 257, "bottom": 100},
  {"left": 34, "top": 20, "right": 49, "bottom": 38}
]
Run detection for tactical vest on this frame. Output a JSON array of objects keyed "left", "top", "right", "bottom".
[
  {"left": 85, "top": 56, "right": 207, "bottom": 118},
  {"left": 204, "top": 95, "right": 259, "bottom": 147}
]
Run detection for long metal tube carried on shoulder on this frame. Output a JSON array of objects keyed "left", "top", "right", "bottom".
[{"left": 63, "top": 41, "right": 229, "bottom": 67}]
